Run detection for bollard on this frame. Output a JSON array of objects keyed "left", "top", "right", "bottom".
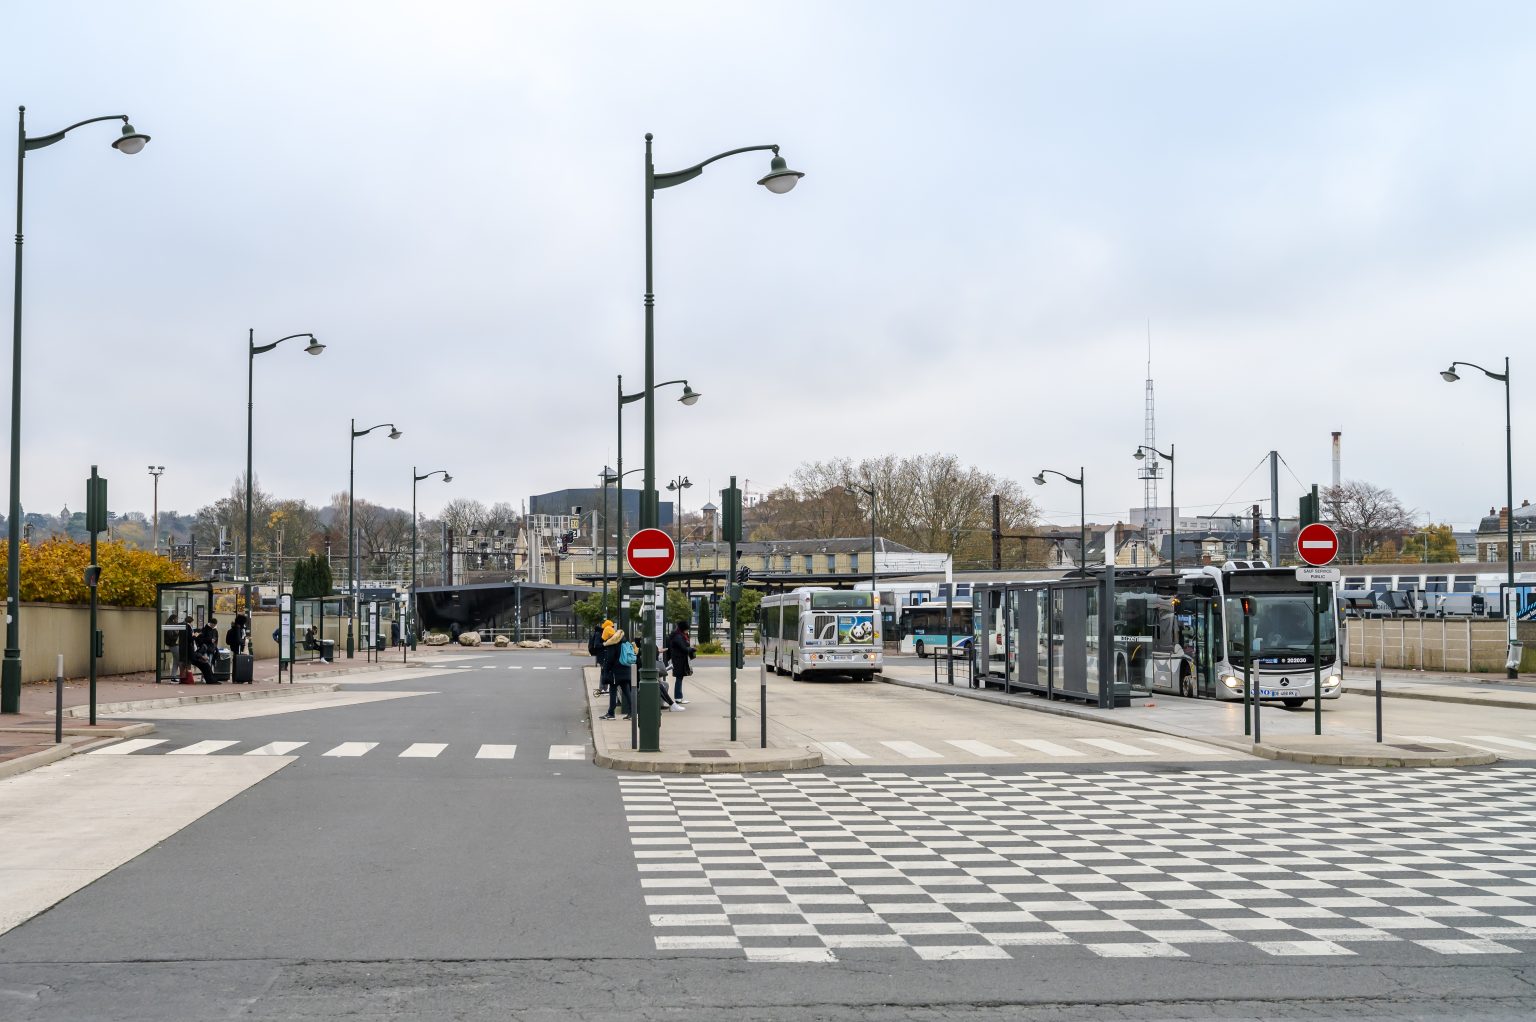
[
  {"left": 759, "top": 663, "right": 768, "bottom": 749},
  {"left": 1382, "top": 657, "right": 1394, "bottom": 746},
  {"left": 54, "top": 654, "right": 64, "bottom": 744},
  {"left": 1253, "top": 673, "right": 1262, "bottom": 746}
]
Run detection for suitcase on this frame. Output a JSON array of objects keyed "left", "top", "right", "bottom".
[{"left": 233, "top": 652, "right": 254, "bottom": 684}]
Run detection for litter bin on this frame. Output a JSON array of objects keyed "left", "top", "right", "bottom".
[
  {"left": 212, "top": 647, "right": 233, "bottom": 683},
  {"left": 319, "top": 639, "right": 336, "bottom": 662},
  {"left": 233, "top": 652, "right": 254, "bottom": 684}
]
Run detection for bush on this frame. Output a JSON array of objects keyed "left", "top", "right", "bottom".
[
  {"left": 697, "top": 639, "right": 725, "bottom": 655},
  {"left": 0, "top": 537, "right": 190, "bottom": 607}
]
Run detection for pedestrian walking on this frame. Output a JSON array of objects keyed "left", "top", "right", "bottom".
[
  {"left": 390, "top": 619, "right": 400, "bottom": 647},
  {"left": 599, "top": 624, "right": 633, "bottom": 720},
  {"left": 450, "top": 620, "right": 462, "bottom": 644},
  {"left": 665, "top": 620, "right": 695, "bottom": 704},
  {"left": 225, "top": 613, "right": 248, "bottom": 655}
]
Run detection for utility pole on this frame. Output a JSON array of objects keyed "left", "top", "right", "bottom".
[{"left": 1269, "top": 452, "right": 1280, "bottom": 564}]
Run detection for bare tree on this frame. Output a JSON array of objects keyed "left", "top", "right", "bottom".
[{"left": 1324, "top": 480, "right": 1416, "bottom": 562}]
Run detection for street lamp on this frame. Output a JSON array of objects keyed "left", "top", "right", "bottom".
[
  {"left": 5, "top": 106, "right": 151, "bottom": 714},
  {"left": 1133, "top": 444, "right": 1176, "bottom": 571},
  {"left": 640, "top": 132, "right": 801, "bottom": 751},
  {"left": 349, "top": 419, "right": 402, "bottom": 657},
  {"left": 615, "top": 375, "right": 698, "bottom": 634},
  {"left": 1442, "top": 357, "right": 1518, "bottom": 678},
  {"left": 148, "top": 466, "right": 165, "bottom": 554},
  {"left": 847, "top": 483, "right": 878, "bottom": 611},
  {"left": 411, "top": 467, "right": 450, "bottom": 651},
  {"left": 1033, "top": 467, "right": 1086, "bottom": 569},
  {"left": 247, "top": 330, "right": 322, "bottom": 618},
  {"left": 667, "top": 476, "right": 693, "bottom": 548}
]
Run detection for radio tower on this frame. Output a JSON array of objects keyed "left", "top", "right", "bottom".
[{"left": 1137, "top": 326, "right": 1163, "bottom": 548}]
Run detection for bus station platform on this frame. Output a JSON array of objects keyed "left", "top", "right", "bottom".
[{"left": 877, "top": 662, "right": 1504, "bottom": 768}]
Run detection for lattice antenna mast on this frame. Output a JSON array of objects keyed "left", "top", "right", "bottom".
[{"left": 1137, "top": 325, "right": 1163, "bottom": 539}]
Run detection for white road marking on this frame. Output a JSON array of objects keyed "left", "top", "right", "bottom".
[
  {"left": 1464, "top": 735, "right": 1536, "bottom": 752},
  {"left": 533, "top": 666, "right": 548, "bottom": 671},
  {"left": 1078, "top": 738, "right": 1156, "bottom": 757},
  {"left": 0, "top": 757, "right": 289, "bottom": 937},
  {"left": 245, "top": 741, "right": 306, "bottom": 756},
  {"left": 509, "top": 666, "right": 524, "bottom": 670},
  {"left": 99, "top": 690, "right": 433, "bottom": 720},
  {"left": 322, "top": 742, "right": 378, "bottom": 757},
  {"left": 89, "top": 739, "right": 166, "bottom": 755},
  {"left": 1012, "top": 738, "right": 1085, "bottom": 757},
  {"left": 946, "top": 740, "right": 1012, "bottom": 758},
  {"left": 167, "top": 740, "right": 239, "bottom": 756},
  {"left": 482, "top": 666, "right": 497, "bottom": 670},
  {"left": 1406, "top": 736, "right": 1511, "bottom": 754},
  {"left": 549, "top": 745, "right": 585, "bottom": 760},
  {"left": 881, "top": 741, "right": 941, "bottom": 759},
  {"left": 815, "top": 741, "right": 871, "bottom": 761},
  {"left": 400, "top": 743, "right": 447, "bottom": 758},
  {"left": 1137, "top": 736, "right": 1227, "bottom": 757},
  {"left": 477, "top": 744, "right": 517, "bottom": 759}
]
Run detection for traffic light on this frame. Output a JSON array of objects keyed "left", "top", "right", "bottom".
[
  {"left": 721, "top": 483, "right": 743, "bottom": 542},
  {"left": 559, "top": 531, "right": 573, "bottom": 554},
  {"left": 735, "top": 565, "right": 751, "bottom": 583},
  {"left": 1299, "top": 491, "right": 1317, "bottom": 530}
]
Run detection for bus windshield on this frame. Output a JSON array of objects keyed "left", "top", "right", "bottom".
[
  {"left": 1224, "top": 594, "right": 1337, "bottom": 660},
  {"left": 810, "top": 592, "right": 873, "bottom": 610}
]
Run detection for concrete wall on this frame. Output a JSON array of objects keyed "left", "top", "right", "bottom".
[{"left": 1343, "top": 618, "right": 1536, "bottom": 673}]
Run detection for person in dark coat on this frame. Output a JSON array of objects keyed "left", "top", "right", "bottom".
[
  {"left": 599, "top": 624, "right": 632, "bottom": 720},
  {"left": 665, "top": 621, "right": 695, "bottom": 703},
  {"left": 225, "top": 613, "right": 248, "bottom": 655},
  {"left": 590, "top": 620, "right": 610, "bottom": 694}
]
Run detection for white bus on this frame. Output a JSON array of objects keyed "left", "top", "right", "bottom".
[
  {"left": 898, "top": 602, "right": 974, "bottom": 657},
  {"left": 760, "top": 587, "right": 882, "bottom": 680}
]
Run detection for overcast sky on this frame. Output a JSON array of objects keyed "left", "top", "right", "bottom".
[{"left": 4, "top": 1, "right": 1534, "bottom": 536}]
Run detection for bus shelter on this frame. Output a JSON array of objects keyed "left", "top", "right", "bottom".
[
  {"left": 288, "top": 596, "right": 349, "bottom": 663},
  {"left": 155, "top": 580, "right": 214, "bottom": 683}
]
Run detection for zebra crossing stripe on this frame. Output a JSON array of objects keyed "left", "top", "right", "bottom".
[
  {"left": 476, "top": 744, "right": 517, "bottom": 759},
  {"left": 322, "top": 742, "right": 378, "bottom": 757},
  {"left": 400, "top": 743, "right": 448, "bottom": 758},
  {"left": 167, "top": 740, "right": 239, "bottom": 756},
  {"left": 246, "top": 741, "right": 306, "bottom": 756},
  {"left": 1465, "top": 735, "right": 1536, "bottom": 752},
  {"left": 1137, "top": 736, "right": 1226, "bottom": 757},
  {"left": 815, "top": 741, "right": 871, "bottom": 761},
  {"left": 1077, "top": 738, "right": 1155, "bottom": 757},
  {"left": 946, "top": 740, "right": 1012, "bottom": 758},
  {"left": 1012, "top": 739, "right": 1084, "bottom": 757},
  {"left": 89, "top": 738, "right": 166, "bottom": 755},
  {"left": 549, "top": 745, "right": 586, "bottom": 760},
  {"left": 880, "top": 741, "right": 941, "bottom": 759}
]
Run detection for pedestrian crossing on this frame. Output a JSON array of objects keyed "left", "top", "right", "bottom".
[
  {"left": 813, "top": 735, "right": 1234, "bottom": 763},
  {"left": 451, "top": 664, "right": 577, "bottom": 671},
  {"left": 1403, "top": 735, "right": 1536, "bottom": 758},
  {"left": 89, "top": 738, "right": 589, "bottom": 761}
]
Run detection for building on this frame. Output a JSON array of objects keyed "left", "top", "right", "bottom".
[
  {"left": 529, "top": 488, "right": 673, "bottom": 532},
  {"left": 1476, "top": 503, "right": 1536, "bottom": 562}
]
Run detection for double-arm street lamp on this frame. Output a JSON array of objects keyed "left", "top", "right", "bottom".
[
  {"left": 639, "top": 133, "right": 802, "bottom": 751},
  {"left": 410, "top": 467, "right": 451, "bottom": 651},
  {"left": 1033, "top": 468, "right": 1087, "bottom": 569},
  {"left": 1133, "top": 444, "right": 1176, "bottom": 571},
  {"left": 349, "top": 419, "right": 402, "bottom": 656},
  {"left": 615, "top": 374, "right": 698, "bottom": 629},
  {"left": 1441, "top": 357, "right": 1518, "bottom": 678},
  {"left": 4, "top": 107, "right": 151, "bottom": 714},
  {"left": 667, "top": 476, "right": 692, "bottom": 548},
  {"left": 247, "top": 330, "right": 323, "bottom": 618}
]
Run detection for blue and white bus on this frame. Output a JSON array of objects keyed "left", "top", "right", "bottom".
[{"left": 898, "top": 602, "right": 974, "bottom": 657}]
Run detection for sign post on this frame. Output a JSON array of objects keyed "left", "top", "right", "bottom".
[
  {"left": 1296, "top": 519, "right": 1339, "bottom": 737},
  {"left": 279, "top": 593, "right": 293, "bottom": 684},
  {"left": 85, "top": 467, "right": 108, "bottom": 725},
  {"left": 626, "top": 528, "right": 675, "bottom": 752},
  {"left": 722, "top": 477, "right": 743, "bottom": 742}
]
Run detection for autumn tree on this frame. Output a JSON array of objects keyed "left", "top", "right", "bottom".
[
  {"left": 1323, "top": 480, "right": 1416, "bottom": 562},
  {"left": 0, "top": 538, "right": 189, "bottom": 607},
  {"left": 1400, "top": 523, "right": 1459, "bottom": 564}
]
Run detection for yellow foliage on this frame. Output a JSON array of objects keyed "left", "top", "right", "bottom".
[{"left": 0, "top": 538, "right": 191, "bottom": 607}]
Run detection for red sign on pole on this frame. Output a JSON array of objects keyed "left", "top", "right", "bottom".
[
  {"left": 1296, "top": 523, "right": 1339, "bottom": 566},
  {"left": 625, "top": 528, "right": 676, "bottom": 578}
]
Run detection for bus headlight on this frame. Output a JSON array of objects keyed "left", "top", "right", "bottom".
[
  {"left": 1323, "top": 674, "right": 1342, "bottom": 688},
  {"left": 1221, "top": 674, "right": 1241, "bottom": 690}
]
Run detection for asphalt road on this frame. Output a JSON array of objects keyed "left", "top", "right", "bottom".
[{"left": 1, "top": 648, "right": 1534, "bottom": 1021}]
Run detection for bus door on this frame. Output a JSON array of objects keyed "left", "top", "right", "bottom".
[{"left": 1177, "top": 594, "right": 1218, "bottom": 697}]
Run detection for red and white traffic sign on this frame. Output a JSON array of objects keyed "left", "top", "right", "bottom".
[
  {"left": 625, "top": 528, "right": 676, "bottom": 578},
  {"left": 1296, "top": 523, "right": 1339, "bottom": 566}
]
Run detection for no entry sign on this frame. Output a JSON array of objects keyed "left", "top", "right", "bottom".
[
  {"left": 1296, "top": 523, "right": 1340, "bottom": 566},
  {"left": 625, "top": 528, "right": 676, "bottom": 578}
]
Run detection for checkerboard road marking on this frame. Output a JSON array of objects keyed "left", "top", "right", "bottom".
[{"left": 621, "top": 766, "right": 1536, "bottom": 964}]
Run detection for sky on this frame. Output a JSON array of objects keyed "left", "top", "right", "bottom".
[{"left": 3, "top": 0, "right": 1535, "bottom": 537}]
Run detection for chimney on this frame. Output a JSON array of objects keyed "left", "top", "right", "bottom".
[
  {"left": 1331, "top": 431, "right": 1341, "bottom": 489},
  {"left": 1500, "top": 506, "right": 1511, "bottom": 530}
]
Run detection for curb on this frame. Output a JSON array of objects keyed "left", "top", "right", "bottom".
[
  {"left": 61, "top": 683, "right": 340, "bottom": 718},
  {"left": 0, "top": 721, "right": 156, "bottom": 738},
  {"left": 0, "top": 728, "right": 151, "bottom": 781},
  {"left": 579, "top": 667, "right": 823, "bottom": 775},
  {"left": 1250, "top": 743, "right": 1499, "bottom": 768},
  {"left": 1340, "top": 683, "right": 1536, "bottom": 712}
]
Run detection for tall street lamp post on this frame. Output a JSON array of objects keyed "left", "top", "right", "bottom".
[
  {"left": 615, "top": 374, "right": 698, "bottom": 631},
  {"left": 600, "top": 465, "right": 615, "bottom": 609},
  {"left": 1033, "top": 468, "right": 1087, "bottom": 569},
  {"left": 848, "top": 483, "right": 878, "bottom": 607},
  {"left": 247, "top": 331, "right": 323, "bottom": 618},
  {"left": 1442, "top": 358, "right": 1518, "bottom": 678},
  {"left": 5, "top": 107, "right": 150, "bottom": 713},
  {"left": 349, "top": 420, "right": 401, "bottom": 657},
  {"left": 641, "top": 133, "right": 803, "bottom": 751},
  {"left": 411, "top": 468, "right": 450, "bottom": 651},
  {"left": 667, "top": 476, "right": 692, "bottom": 549},
  {"left": 148, "top": 466, "right": 164, "bottom": 554},
  {"left": 1133, "top": 444, "right": 1176, "bottom": 571}
]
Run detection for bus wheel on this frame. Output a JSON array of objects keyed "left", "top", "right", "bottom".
[
  {"left": 790, "top": 658, "right": 802, "bottom": 681},
  {"left": 1282, "top": 697, "right": 1305, "bottom": 709},
  {"left": 915, "top": 641, "right": 926, "bottom": 658},
  {"left": 1178, "top": 675, "right": 1193, "bottom": 698}
]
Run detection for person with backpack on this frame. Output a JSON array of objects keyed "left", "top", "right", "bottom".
[
  {"left": 599, "top": 623, "right": 633, "bottom": 720},
  {"left": 589, "top": 620, "right": 609, "bottom": 695},
  {"left": 665, "top": 621, "right": 696, "bottom": 704}
]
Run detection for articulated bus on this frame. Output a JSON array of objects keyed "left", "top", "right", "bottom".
[
  {"left": 974, "top": 563, "right": 1343, "bottom": 707},
  {"left": 759, "top": 587, "right": 882, "bottom": 680}
]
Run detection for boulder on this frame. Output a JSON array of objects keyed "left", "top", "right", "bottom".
[
  {"left": 424, "top": 632, "right": 450, "bottom": 646},
  {"left": 493, "top": 635, "right": 510, "bottom": 648},
  {"left": 458, "top": 631, "right": 482, "bottom": 646}
]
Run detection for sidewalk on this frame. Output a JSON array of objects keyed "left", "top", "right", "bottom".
[
  {"left": 583, "top": 665, "right": 822, "bottom": 773},
  {"left": 1341, "top": 665, "right": 1536, "bottom": 709},
  {"left": 878, "top": 664, "right": 1497, "bottom": 768}
]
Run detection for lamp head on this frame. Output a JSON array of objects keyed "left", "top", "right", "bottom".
[
  {"left": 1133, "top": 448, "right": 1145, "bottom": 461},
  {"left": 112, "top": 122, "right": 150, "bottom": 155},
  {"left": 1440, "top": 366, "right": 1460, "bottom": 383},
  {"left": 1033, "top": 472, "right": 1047, "bottom": 486},
  {"left": 388, "top": 427, "right": 402, "bottom": 440},
  {"left": 678, "top": 384, "right": 701, "bottom": 406},
  {"left": 304, "top": 336, "right": 325, "bottom": 356},
  {"left": 443, "top": 473, "right": 452, "bottom": 483},
  {"left": 757, "top": 153, "right": 804, "bottom": 194}
]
